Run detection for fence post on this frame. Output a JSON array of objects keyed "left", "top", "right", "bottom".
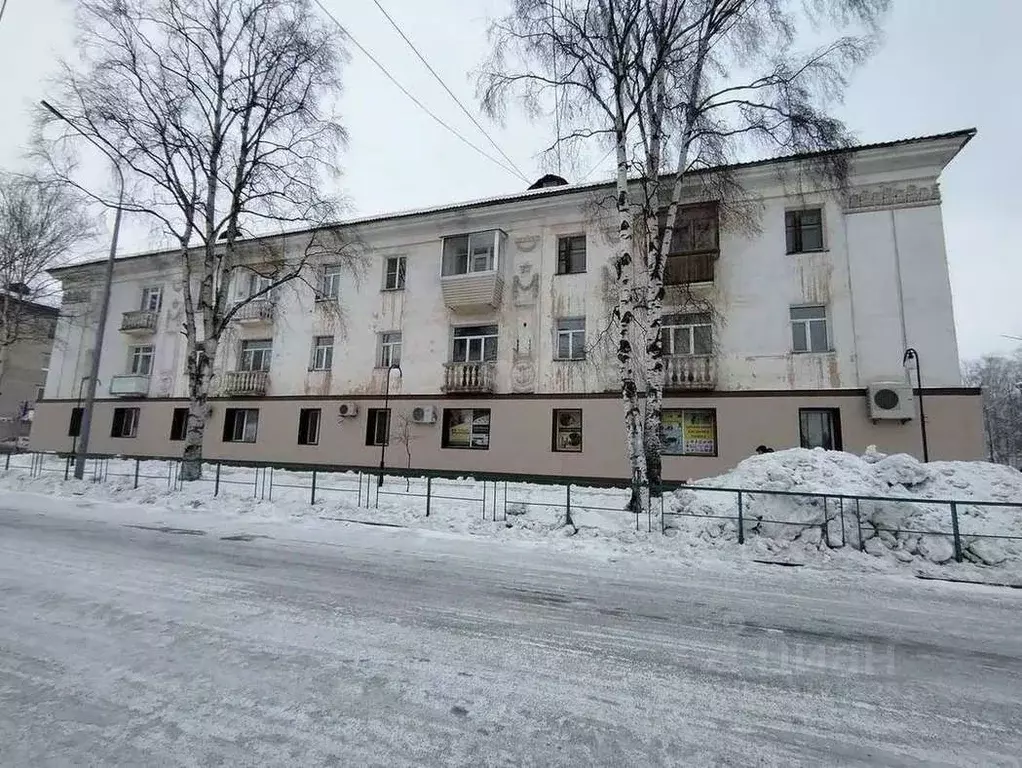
[
  {"left": 64, "top": 454, "right": 71, "bottom": 481},
  {"left": 310, "top": 470, "right": 317, "bottom": 505},
  {"left": 566, "top": 483, "right": 572, "bottom": 526},
  {"left": 357, "top": 471, "right": 362, "bottom": 507},
  {"left": 822, "top": 496, "right": 830, "bottom": 546},
  {"left": 134, "top": 459, "right": 140, "bottom": 489},
  {"left": 214, "top": 462, "right": 221, "bottom": 497},
  {"left": 426, "top": 476, "right": 432, "bottom": 517},
  {"left": 839, "top": 498, "right": 846, "bottom": 548},
  {"left": 4, "top": 452, "right": 9, "bottom": 471},
  {"left": 481, "top": 482, "right": 487, "bottom": 519},
  {"left": 737, "top": 490, "right": 745, "bottom": 545},
  {"left": 855, "top": 498, "right": 864, "bottom": 552},
  {"left": 503, "top": 480, "right": 507, "bottom": 521},
  {"left": 950, "top": 501, "right": 963, "bottom": 563},
  {"left": 268, "top": 466, "right": 274, "bottom": 502}
]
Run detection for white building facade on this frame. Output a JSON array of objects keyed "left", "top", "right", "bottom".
[{"left": 31, "top": 131, "right": 985, "bottom": 480}]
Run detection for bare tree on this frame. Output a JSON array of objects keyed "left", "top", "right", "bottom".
[
  {"left": 964, "top": 352, "right": 1022, "bottom": 468},
  {"left": 392, "top": 413, "right": 416, "bottom": 491},
  {"left": 481, "top": 0, "right": 886, "bottom": 513},
  {"left": 37, "top": 0, "right": 361, "bottom": 480},
  {"left": 0, "top": 173, "right": 93, "bottom": 395}
]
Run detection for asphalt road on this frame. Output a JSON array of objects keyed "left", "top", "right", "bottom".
[{"left": 1, "top": 501, "right": 1020, "bottom": 766}]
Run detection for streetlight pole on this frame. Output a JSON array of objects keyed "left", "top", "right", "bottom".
[
  {"left": 903, "top": 347, "right": 929, "bottom": 462},
  {"left": 378, "top": 363, "right": 401, "bottom": 487},
  {"left": 41, "top": 100, "right": 125, "bottom": 480}
]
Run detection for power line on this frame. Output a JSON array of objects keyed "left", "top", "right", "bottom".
[
  {"left": 0, "top": 0, "right": 9, "bottom": 25},
  {"left": 311, "top": 0, "right": 529, "bottom": 183},
  {"left": 369, "top": 0, "right": 529, "bottom": 182},
  {"left": 580, "top": 146, "right": 616, "bottom": 182}
]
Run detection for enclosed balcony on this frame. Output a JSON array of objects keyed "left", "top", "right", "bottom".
[
  {"left": 440, "top": 229, "right": 507, "bottom": 312},
  {"left": 222, "top": 370, "right": 269, "bottom": 396},
  {"left": 120, "top": 309, "right": 158, "bottom": 334},
  {"left": 108, "top": 374, "right": 151, "bottom": 397},
  {"left": 442, "top": 362, "right": 495, "bottom": 394},
  {"left": 664, "top": 355, "right": 716, "bottom": 390},
  {"left": 232, "top": 299, "right": 275, "bottom": 324}
]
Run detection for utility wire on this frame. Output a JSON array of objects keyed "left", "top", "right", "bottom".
[
  {"left": 369, "top": 0, "right": 529, "bottom": 182},
  {"left": 0, "top": 0, "right": 9, "bottom": 25},
  {"left": 312, "top": 0, "right": 529, "bottom": 183},
  {"left": 580, "top": 146, "right": 616, "bottom": 182}
]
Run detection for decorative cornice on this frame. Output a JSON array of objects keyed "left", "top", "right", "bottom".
[{"left": 844, "top": 182, "right": 941, "bottom": 213}]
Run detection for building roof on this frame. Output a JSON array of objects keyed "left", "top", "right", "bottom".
[{"left": 50, "top": 128, "right": 976, "bottom": 275}]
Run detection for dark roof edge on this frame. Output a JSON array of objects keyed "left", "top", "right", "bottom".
[{"left": 50, "top": 128, "right": 976, "bottom": 276}]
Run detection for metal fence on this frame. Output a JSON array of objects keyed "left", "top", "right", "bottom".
[{"left": 3, "top": 450, "right": 1020, "bottom": 563}]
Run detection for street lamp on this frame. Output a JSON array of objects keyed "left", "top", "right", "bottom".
[
  {"left": 378, "top": 363, "right": 401, "bottom": 487},
  {"left": 41, "top": 100, "right": 125, "bottom": 480},
  {"left": 903, "top": 347, "right": 929, "bottom": 462}
]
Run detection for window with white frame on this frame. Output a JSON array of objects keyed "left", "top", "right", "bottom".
[
  {"left": 239, "top": 339, "right": 272, "bottom": 371},
  {"left": 298, "top": 408, "right": 321, "bottom": 446},
  {"left": 378, "top": 332, "right": 402, "bottom": 368},
  {"left": 223, "top": 408, "right": 259, "bottom": 443},
  {"left": 310, "top": 335, "right": 334, "bottom": 370},
  {"left": 129, "top": 344, "right": 154, "bottom": 375},
  {"left": 240, "top": 271, "right": 273, "bottom": 299},
  {"left": 441, "top": 231, "right": 500, "bottom": 275},
  {"left": 452, "top": 325, "right": 498, "bottom": 362},
  {"left": 662, "top": 312, "right": 712, "bottom": 356},
  {"left": 140, "top": 286, "right": 163, "bottom": 312},
  {"left": 384, "top": 256, "right": 406, "bottom": 290},
  {"left": 111, "top": 407, "right": 140, "bottom": 439},
  {"left": 790, "top": 305, "right": 829, "bottom": 353},
  {"left": 555, "top": 318, "right": 586, "bottom": 360},
  {"left": 320, "top": 264, "right": 343, "bottom": 300}
]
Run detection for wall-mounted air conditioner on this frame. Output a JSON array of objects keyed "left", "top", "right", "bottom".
[
  {"left": 411, "top": 406, "right": 437, "bottom": 424},
  {"left": 337, "top": 401, "right": 359, "bottom": 418},
  {"left": 866, "top": 382, "right": 915, "bottom": 421}
]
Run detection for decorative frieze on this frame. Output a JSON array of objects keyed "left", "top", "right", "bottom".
[{"left": 844, "top": 182, "right": 941, "bottom": 213}]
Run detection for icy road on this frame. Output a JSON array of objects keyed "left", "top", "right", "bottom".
[{"left": 1, "top": 495, "right": 1020, "bottom": 766}]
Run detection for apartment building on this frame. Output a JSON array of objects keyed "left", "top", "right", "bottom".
[
  {"left": 31, "top": 130, "right": 984, "bottom": 480},
  {"left": 0, "top": 293, "right": 58, "bottom": 445}
]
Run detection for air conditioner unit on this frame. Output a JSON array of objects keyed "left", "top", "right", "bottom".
[
  {"left": 411, "top": 406, "right": 437, "bottom": 424},
  {"left": 337, "top": 401, "right": 359, "bottom": 418},
  {"left": 866, "top": 382, "right": 915, "bottom": 421}
]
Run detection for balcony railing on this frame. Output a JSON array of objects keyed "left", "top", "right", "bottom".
[
  {"left": 664, "top": 251, "right": 715, "bottom": 285},
  {"left": 222, "top": 369, "right": 269, "bottom": 396},
  {"left": 108, "top": 374, "right": 151, "bottom": 397},
  {"left": 664, "top": 354, "right": 716, "bottom": 390},
  {"left": 440, "top": 272, "right": 505, "bottom": 312},
  {"left": 442, "top": 361, "right": 496, "bottom": 393},
  {"left": 120, "top": 309, "right": 158, "bottom": 333},
  {"left": 232, "top": 300, "right": 275, "bottom": 324}
]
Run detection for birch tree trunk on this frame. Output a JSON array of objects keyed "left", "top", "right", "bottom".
[{"left": 181, "top": 339, "right": 216, "bottom": 481}]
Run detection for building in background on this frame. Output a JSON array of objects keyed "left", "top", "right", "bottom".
[
  {"left": 0, "top": 293, "right": 58, "bottom": 446},
  {"left": 30, "top": 130, "right": 984, "bottom": 479}
]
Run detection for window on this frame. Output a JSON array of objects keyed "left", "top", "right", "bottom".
[
  {"left": 310, "top": 335, "right": 334, "bottom": 371},
  {"left": 241, "top": 271, "right": 273, "bottom": 298},
  {"left": 46, "top": 321, "right": 56, "bottom": 340},
  {"left": 442, "top": 408, "right": 491, "bottom": 449},
  {"left": 790, "top": 306, "right": 829, "bottom": 353},
  {"left": 35, "top": 385, "right": 45, "bottom": 402},
  {"left": 556, "top": 235, "right": 587, "bottom": 274},
  {"left": 111, "top": 407, "right": 140, "bottom": 439},
  {"left": 40, "top": 352, "right": 50, "bottom": 372},
  {"left": 662, "top": 313, "right": 712, "bottom": 356},
  {"left": 552, "top": 409, "right": 583, "bottom": 452},
  {"left": 441, "top": 230, "right": 501, "bottom": 275},
  {"left": 452, "top": 325, "right": 498, "bottom": 363},
  {"left": 661, "top": 408, "right": 717, "bottom": 456},
  {"left": 129, "top": 344, "right": 154, "bottom": 375},
  {"left": 239, "top": 339, "right": 272, "bottom": 371},
  {"left": 555, "top": 318, "right": 586, "bottom": 360},
  {"left": 140, "top": 286, "right": 163, "bottom": 312},
  {"left": 785, "top": 208, "right": 824, "bottom": 254},
  {"left": 298, "top": 408, "right": 321, "bottom": 446},
  {"left": 365, "top": 408, "right": 390, "bottom": 446},
  {"left": 384, "top": 256, "right": 406, "bottom": 290},
  {"left": 660, "top": 203, "right": 719, "bottom": 256},
  {"left": 170, "top": 408, "right": 188, "bottom": 441},
  {"left": 223, "top": 408, "right": 259, "bottom": 443},
  {"left": 320, "top": 264, "right": 343, "bottom": 300},
  {"left": 800, "top": 408, "right": 842, "bottom": 451},
  {"left": 378, "top": 332, "right": 402, "bottom": 368},
  {"left": 68, "top": 407, "right": 83, "bottom": 437}
]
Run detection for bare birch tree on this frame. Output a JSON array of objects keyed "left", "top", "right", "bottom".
[
  {"left": 0, "top": 174, "right": 93, "bottom": 395},
  {"left": 964, "top": 352, "right": 1022, "bottom": 468},
  {"left": 481, "top": 0, "right": 887, "bottom": 513},
  {"left": 37, "top": 0, "right": 360, "bottom": 480}
]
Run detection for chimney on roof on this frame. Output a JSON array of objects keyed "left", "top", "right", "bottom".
[{"left": 528, "top": 174, "right": 569, "bottom": 190}]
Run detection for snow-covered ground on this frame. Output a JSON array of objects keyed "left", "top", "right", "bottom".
[
  {"left": 1, "top": 490, "right": 1021, "bottom": 765},
  {"left": 1, "top": 448, "right": 1021, "bottom": 582}
]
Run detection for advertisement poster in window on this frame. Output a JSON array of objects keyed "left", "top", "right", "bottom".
[
  {"left": 662, "top": 409, "right": 716, "bottom": 456},
  {"left": 470, "top": 411, "right": 490, "bottom": 448},
  {"left": 446, "top": 409, "right": 490, "bottom": 448}
]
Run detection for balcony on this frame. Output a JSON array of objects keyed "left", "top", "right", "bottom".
[
  {"left": 440, "top": 229, "right": 507, "bottom": 313},
  {"left": 441, "top": 271, "right": 505, "bottom": 313},
  {"left": 442, "top": 361, "right": 495, "bottom": 394},
  {"left": 108, "top": 374, "right": 151, "bottom": 397},
  {"left": 664, "top": 251, "right": 715, "bottom": 285},
  {"left": 664, "top": 355, "right": 716, "bottom": 390},
  {"left": 232, "top": 300, "right": 275, "bottom": 324},
  {"left": 222, "top": 370, "right": 269, "bottom": 396},
  {"left": 120, "top": 309, "right": 158, "bottom": 334}
]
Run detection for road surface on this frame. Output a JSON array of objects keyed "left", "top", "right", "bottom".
[{"left": 1, "top": 496, "right": 1020, "bottom": 766}]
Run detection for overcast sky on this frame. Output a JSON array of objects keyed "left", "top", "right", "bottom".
[{"left": 0, "top": 0, "right": 1018, "bottom": 361}]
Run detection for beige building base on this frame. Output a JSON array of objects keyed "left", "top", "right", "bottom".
[{"left": 30, "top": 389, "right": 985, "bottom": 482}]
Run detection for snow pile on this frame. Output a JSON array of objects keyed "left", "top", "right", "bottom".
[{"left": 669, "top": 448, "right": 1022, "bottom": 569}]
